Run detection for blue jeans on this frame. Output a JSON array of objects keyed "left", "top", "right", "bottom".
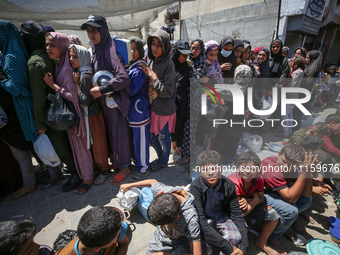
[
  {"left": 264, "top": 193, "right": 312, "bottom": 239},
  {"left": 150, "top": 123, "right": 171, "bottom": 166}
]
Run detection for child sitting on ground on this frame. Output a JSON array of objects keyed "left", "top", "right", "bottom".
[
  {"left": 300, "top": 135, "right": 324, "bottom": 153},
  {"left": 288, "top": 122, "right": 329, "bottom": 145},
  {"left": 323, "top": 113, "right": 340, "bottom": 160},
  {"left": 190, "top": 150, "right": 248, "bottom": 255},
  {"left": 228, "top": 151, "right": 285, "bottom": 255},
  {"left": 56, "top": 206, "right": 129, "bottom": 255},
  {"left": 120, "top": 179, "right": 202, "bottom": 255},
  {"left": 261, "top": 144, "right": 316, "bottom": 246},
  {"left": 0, "top": 220, "right": 54, "bottom": 255}
]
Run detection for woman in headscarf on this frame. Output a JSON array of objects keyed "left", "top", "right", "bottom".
[
  {"left": 254, "top": 48, "right": 270, "bottom": 78},
  {"left": 81, "top": 14, "right": 131, "bottom": 184},
  {"left": 269, "top": 39, "right": 289, "bottom": 135},
  {"left": 211, "top": 65, "right": 253, "bottom": 164},
  {"left": 189, "top": 38, "right": 206, "bottom": 152},
  {"left": 138, "top": 30, "right": 176, "bottom": 171},
  {"left": 171, "top": 40, "right": 192, "bottom": 165},
  {"left": 233, "top": 39, "right": 244, "bottom": 66},
  {"left": 293, "top": 50, "right": 323, "bottom": 130},
  {"left": 294, "top": 47, "right": 307, "bottom": 59},
  {"left": 189, "top": 38, "right": 206, "bottom": 79},
  {"left": 205, "top": 40, "right": 223, "bottom": 84},
  {"left": 252, "top": 48, "right": 271, "bottom": 111},
  {"left": 20, "top": 20, "right": 81, "bottom": 193},
  {"left": 68, "top": 35, "right": 83, "bottom": 46},
  {"left": 218, "top": 36, "right": 237, "bottom": 81},
  {"left": 0, "top": 20, "right": 39, "bottom": 199},
  {"left": 269, "top": 38, "right": 289, "bottom": 83},
  {"left": 0, "top": 19, "right": 37, "bottom": 143},
  {"left": 69, "top": 44, "right": 110, "bottom": 185},
  {"left": 126, "top": 36, "right": 150, "bottom": 181},
  {"left": 43, "top": 32, "right": 94, "bottom": 194},
  {"left": 303, "top": 50, "right": 323, "bottom": 92}
]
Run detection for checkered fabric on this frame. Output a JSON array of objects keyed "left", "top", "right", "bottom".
[{"left": 0, "top": 19, "right": 38, "bottom": 142}]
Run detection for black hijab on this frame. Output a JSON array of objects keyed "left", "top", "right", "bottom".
[
  {"left": 294, "top": 47, "right": 307, "bottom": 59},
  {"left": 20, "top": 21, "right": 46, "bottom": 55},
  {"left": 305, "top": 50, "right": 322, "bottom": 79},
  {"left": 254, "top": 48, "right": 270, "bottom": 78},
  {"left": 218, "top": 36, "right": 237, "bottom": 78},
  {"left": 270, "top": 39, "right": 283, "bottom": 59}
]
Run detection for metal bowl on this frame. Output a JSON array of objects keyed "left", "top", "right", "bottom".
[{"left": 92, "top": 70, "right": 114, "bottom": 95}]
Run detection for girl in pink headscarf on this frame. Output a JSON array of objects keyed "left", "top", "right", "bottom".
[{"left": 43, "top": 32, "right": 94, "bottom": 195}]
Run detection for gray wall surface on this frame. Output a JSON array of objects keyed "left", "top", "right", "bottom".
[{"left": 180, "top": 0, "right": 279, "bottom": 48}]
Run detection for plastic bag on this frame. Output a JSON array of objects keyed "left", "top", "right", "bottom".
[
  {"left": 138, "top": 187, "right": 153, "bottom": 222},
  {"left": 45, "top": 91, "right": 80, "bottom": 131},
  {"left": 243, "top": 133, "right": 263, "bottom": 152},
  {"left": 116, "top": 187, "right": 141, "bottom": 211},
  {"left": 33, "top": 133, "right": 61, "bottom": 167}
]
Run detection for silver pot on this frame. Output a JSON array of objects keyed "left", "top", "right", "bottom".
[{"left": 92, "top": 70, "right": 115, "bottom": 95}]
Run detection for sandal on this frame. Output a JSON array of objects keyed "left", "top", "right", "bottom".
[
  {"left": 179, "top": 156, "right": 190, "bottom": 165},
  {"left": 38, "top": 176, "right": 61, "bottom": 190},
  {"left": 151, "top": 162, "right": 168, "bottom": 172},
  {"left": 94, "top": 169, "right": 112, "bottom": 185},
  {"left": 110, "top": 169, "right": 131, "bottom": 185},
  {"left": 130, "top": 170, "right": 150, "bottom": 182},
  {"left": 75, "top": 182, "right": 91, "bottom": 195}
]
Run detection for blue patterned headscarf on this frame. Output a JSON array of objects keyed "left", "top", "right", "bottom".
[{"left": 0, "top": 19, "right": 38, "bottom": 142}]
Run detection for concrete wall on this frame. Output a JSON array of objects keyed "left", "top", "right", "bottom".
[
  {"left": 181, "top": 0, "right": 263, "bottom": 19},
  {"left": 180, "top": 0, "right": 279, "bottom": 49}
]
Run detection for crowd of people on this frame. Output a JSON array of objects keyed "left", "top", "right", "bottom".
[{"left": 0, "top": 11, "right": 340, "bottom": 255}]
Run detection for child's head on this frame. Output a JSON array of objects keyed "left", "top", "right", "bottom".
[
  {"left": 325, "top": 113, "right": 340, "bottom": 135},
  {"left": 308, "top": 122, "right": 330, "bottom": 138},
  {"left": 77, "top": 206, "right": 122, "bottom": 250},
  {"left": 129, "top": 36, "right": 144, "bottom": 63},
  {"left": 300, "top": 135, "right": 324, "bottom": 153},
  {"left": 81, "top": 14, "right": 108, "bottom": 46},
  {"left": 329, "top": 65, "right": 337, "bottom": 75},
  {"left": 237, "top": 151, "right": 261, "bottom": 182},
  {"left": 69, "top": 44, "right": 92, "bottom": 70},
  {"left": 45, "top": 33, "right": 60, "bottom": 59},
  {"left": 278, "top": 143, "right": 306, "bottom": 167},
  {"left": 0, "top": 220, "right": 39, "bottom": 255},
  {"left": 147, "top": 193, "right": 181, "bottom": 225},
  {"left": 147, "top": 30, "right": 170, "bottom": 60},
  {"left": 197, "top": 150, "right": 222, "bottom": 187},
  {"left": 205, "top": 40, "right": 219, "bottom": 64},
  {"left": 291, "top": 56, "right": 306, "bottom": 71},
  {"left": 69, "top": 45, "right": 80, "bottom": 69}
]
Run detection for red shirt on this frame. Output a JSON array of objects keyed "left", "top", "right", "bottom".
[
  {"left": 228, "top": 172, "right": 264, "bottom": 198},
  {"left": 323, "top": 135, "right": 340, "bottom": 158},
  {"left": 260, "top": 156, "right": 288, "bottom": 191}
]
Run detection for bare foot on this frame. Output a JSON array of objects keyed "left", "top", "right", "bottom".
[
  {"left": 300, "top": 211, "right": 315, "bottom": 224},
  {"left": 257, "top": 239, "right": 287, "bottom": 255},
  {"left": 75, "top": 180, "right": 93, "bottom": 194},
  {"left": 9, "top": 185, "right": 36, "bottom": 200}
]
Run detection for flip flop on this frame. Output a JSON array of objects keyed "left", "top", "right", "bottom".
[
  {"left": 110, "top": 171, "right": 131, "bottom": 185},
  {"left": 94, "top": 172, "right": 112, "bottom": 185},
  {"left": 75, "top": 182, "right": 91, "bottom": 195}
]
